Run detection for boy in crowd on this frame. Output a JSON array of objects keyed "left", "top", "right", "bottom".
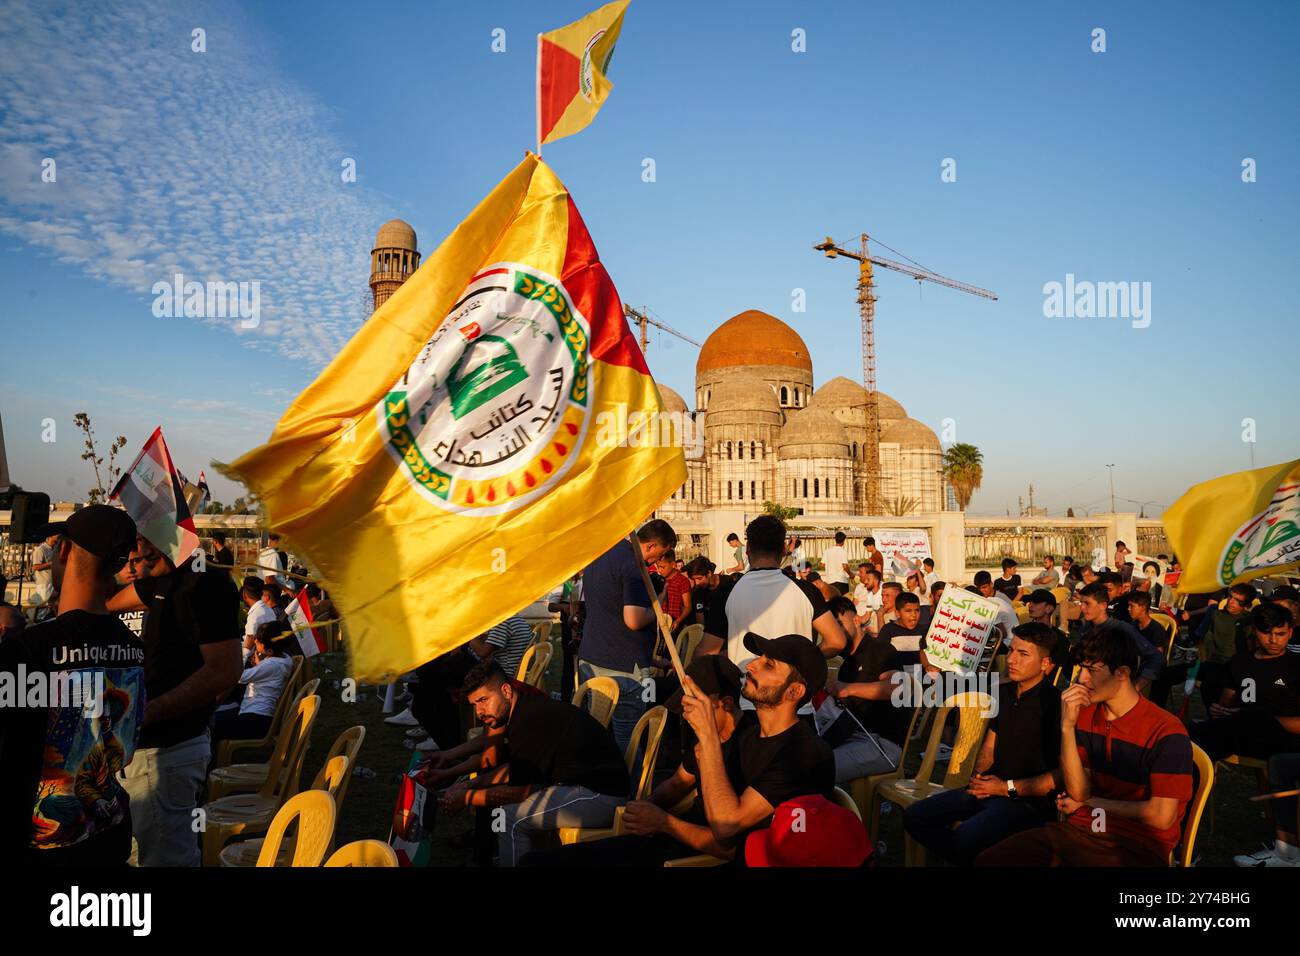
[
  {"left": 993, "top": 558, "right": 1022, "bottom": 602},
  {"left": 1193, "top": 583, "right": 1257, "bottom": 709},
  {"left": 1075, "top": 583, "right": 1164, "bottom": 695},
  {"left": 905, "top": 623, "right": 1064, "bottom": 865},
  {"left": 977, "top": 628, "right": 1193, "bottom": 866}
]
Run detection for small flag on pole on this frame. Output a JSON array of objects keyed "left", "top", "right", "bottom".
[
  {"left": 111, "top": 427, "right": 200, "bottom": 565},
  {"left": 537, "top": 0, "right": 629, "bottom": 149},
  {"left": 1163, "top": 458, "right": 1300, "bottom": 594},
  {"left": 286, "top": 587, "right": 325, "bottom": 658}
]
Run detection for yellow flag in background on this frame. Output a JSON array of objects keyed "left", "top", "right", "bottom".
[
  {"left": 537, "top": 0, "right": 630, "bottom": 146},
  {"left": 1163, "top": 458, "right": 1300, "bottom": 594},
  {"left": 220, "top": 153, "right": 685, "bottom": 682}
]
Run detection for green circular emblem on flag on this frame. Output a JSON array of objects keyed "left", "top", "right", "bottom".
[
  {"left": 376, "top": 263, "right": 592, "bottom": 516},
  {"left": 1218, "top": 469, "right": 1300, "bottom": 585}
]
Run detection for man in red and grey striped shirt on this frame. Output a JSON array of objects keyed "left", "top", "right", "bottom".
[{"left": 977, "top": 627, "right": 1193, "bottom": 866}]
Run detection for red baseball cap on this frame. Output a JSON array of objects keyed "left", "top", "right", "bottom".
[{"left": 744, "top": 794, "right": 871, "bottom": 867}]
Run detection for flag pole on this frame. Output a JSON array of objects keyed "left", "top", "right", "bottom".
[
  {"left": 535, "top": 33, "right": 543, "bottom": 157},
  {"left": 627, "top": 533, "right": 688, "bottom": 688}
]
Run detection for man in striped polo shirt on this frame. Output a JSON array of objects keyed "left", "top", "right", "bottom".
[{"left": 976, "top": 627, "right": 1193, "bottom": 866}]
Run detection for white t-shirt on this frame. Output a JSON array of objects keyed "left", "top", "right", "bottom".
[
  {"left": 31, "top": 542, "right": 56, "bottom": 602},
  {"left": 707, "top": 568, "right": 828, "bottom": 713},
  {"left": 239, "top": 654, "right": 294, "bottom": 717},
  {"left": 853, "top": 583, "right": 882, "bottom": 617},
  {"left": 822, "top": 546, "right": 850, "bottom": 585},
  {"left": 245, "top": 600, "right": 278, "bottom": 642},
  {"left": 991, "top": 592, "right": 1020, "bottom": 641},
  {"left": 258, "top": 547, "right": 288, "bottom": 587},
  {"left": 923, "top": 571, "right": 941, "bottom": 591}
]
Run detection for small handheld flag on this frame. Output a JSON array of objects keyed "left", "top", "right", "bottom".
[{"left": 111, "top": 427, "right": 200, "bottom": 566}]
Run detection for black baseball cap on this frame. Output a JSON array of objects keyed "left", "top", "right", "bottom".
[
  {"left": 59, "top": 505, "right": 137, "bottom": 572},
  {"left": 741, "top": 632, "right": 827, "bottom": 704},
  {"left": 1026, "top": 588, "right": 1057, "bottom": 606},
  {"left": 665, "top": 655, "right": 743, "bottom": 713}
]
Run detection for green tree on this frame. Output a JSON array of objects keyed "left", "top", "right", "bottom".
[
  {"left": 883, "top": 495, "right": 920, "bottom": 517},
  {"left": 762, "top": 500, "right": 799, "bottom": 523},
  {"left": 941, "top": 443, "right": 984, "bottom": 511}
]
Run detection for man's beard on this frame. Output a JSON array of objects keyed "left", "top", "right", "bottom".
[{"left": 741, "top": 674, "right": 788, "bottom": 707}]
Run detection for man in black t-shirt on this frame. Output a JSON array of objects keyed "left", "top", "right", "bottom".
[
  {"left": 518, "top": 655, "right": 748, "bottom": 866},
  {"left": 680, "top": 633, "right": 835, "bottom": 862},
  {"left": 107, "top": 545, "right": 241, "bottom": 866},
  {"left": 0, "top": 506, "right": 145, "bottom": 867},
  {"left": 439, "top": 663, "right": 630, "bottom": 866},
  {"left": 993, "top": 558, "right": 1022, "bottom": 602},
  {"left": 904, "top": 623, "right": 1064, "bottom": 865},
  {"left": 1191, "top": 603, "right": 1300, "bottom": 762}
]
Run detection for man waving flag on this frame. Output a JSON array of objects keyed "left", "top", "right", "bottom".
[
  {"left": 111, "top": 427, "right": 200, "bottom": 565},
  {"left": 537, "top": 0, "right": 629, "bottom": 148},
  {"left": 220, "top": 153, "right": 685, "bottom": 682}
]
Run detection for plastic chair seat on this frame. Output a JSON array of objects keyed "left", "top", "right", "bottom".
[
  {"left": 218, "top": 837, "right": 289, "bottom": 868},
  {"left": 206, "top": 792, "right": 279, "bottom": 828},
  {"left": 207, "top": 762, "right": 272, "bottom": 800}
]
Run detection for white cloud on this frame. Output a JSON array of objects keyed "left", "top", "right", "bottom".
[{"left": 0, "top": 0, "right": 390, "bottom": 363}]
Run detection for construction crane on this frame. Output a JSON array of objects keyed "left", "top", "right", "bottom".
[
  {"left": 624, "top": 304, "right": 701, "bottom": 354},
  {"left": 814, "top": 234, "right": 996, "bottom": 515}
]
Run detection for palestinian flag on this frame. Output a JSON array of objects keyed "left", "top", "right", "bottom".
[
  {"left": 220, "top": 153, "right": 686, "bottom": 682},
  {"left": 111, "top": 427, "right": 199, "bottom": 565}
]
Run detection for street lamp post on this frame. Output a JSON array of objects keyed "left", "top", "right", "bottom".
[{"left": 1106, "top": 464, "right": 1116, "bottom": 513}]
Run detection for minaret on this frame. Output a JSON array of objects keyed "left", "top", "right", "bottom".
[{"left": 369, "top": 219, "right": 420, "bottom": 313}]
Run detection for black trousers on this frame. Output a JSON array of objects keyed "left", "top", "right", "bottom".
[
  {"left": 517, "top": 833, "right": 701, "bottom": 867},
  {"left": 1189, "top": 712, "right": 1300, "bottom": 763}
]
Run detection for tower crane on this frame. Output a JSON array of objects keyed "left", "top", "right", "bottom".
[
  {"left": 814, "top": 234, "right": 996, "bottom": 515},
  {"left": 624, "top": 304, "right": 701, "bottom": 354}
]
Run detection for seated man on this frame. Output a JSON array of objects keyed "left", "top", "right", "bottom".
[
  {"left": 1024, "top": 589, "right": 1058, "bottom": 629},
  {"left": 903, "top": 623, "right": 1063, "bottom": 865},
  {"left": 819, "top": 597, "right": 904, "bottom": 782},
  {"left": 1190, "top": 603, "right": 1300, "bottom": 763},
  {"left": 1075, "top": 583, "right": 1164, "bottom": 694},
  {"left": 682, "top": 633, "right": 835, "bottom": 865},
  {"left": 976, "top": 627, "right": 1193, "bottom": 866},
  {"left": 436, "top": 663, "right": 630, "bottom": 866},
  {"left": 517, "top": 656, "right": 748, "bottom": 866}
]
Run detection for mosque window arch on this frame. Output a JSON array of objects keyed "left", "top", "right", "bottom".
[
  {"left": 750, "top": 441, "right": 756, "bottom": 459},
  {"left": 726, "top": 441, "right": 733, "bottom": 460},
  {"left": 727, "top": 481, "right": 732, "bottom": 500},
  {"left": 737, "top": 442, "right": 744, "bottom": 460},
  {"left": 814, "top": 478, "right": 820, "bottom": 498},
  {"left": 750, "top": 481, "right": 756, "bottom": 499},
  {"left": 780, "top": 386, "right": 788, "bottom": 404}
]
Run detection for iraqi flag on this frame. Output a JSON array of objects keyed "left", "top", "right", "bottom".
[
  {"left": 111, "top": 427, "right": 199, "bottom": 565},
  {"left": 286, "top": 587, "right": 326, "bottom": 657}
]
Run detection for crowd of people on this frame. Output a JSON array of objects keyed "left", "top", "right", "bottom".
[{"left": 3, "top": 508, "right": 1298, "bottom": 869}]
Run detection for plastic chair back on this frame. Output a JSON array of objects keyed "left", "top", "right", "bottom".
[
  {"left": 1150, "top": 612, "right": 1179, "bottom": 662},
  {"left": 831, "top": 786, "right": 862, "bottom": 822},
  {"left": 325, "top": 839, "right": 399, "bottom": 868},
  {"left": 675, "top": 624, "right": 706, "bottom": 668},
  {"left": 626, "top": 705, "right": 669, "bottom": 800},
  {"left": 572, "top": 677, "right": 621, "bottom": 729},
  {"left": 1174, "top": 743, "right": 1215, "bottom": 867},
  {"left": 518, "top": 641, "right": 554, "bottom": 688},
  {"left": 310, "top": 725, "right": 366, "bottom": 814},
  {"left": 256, "top": 790, "right": 336, "bottom": 867},
  {"left": 261, "top": 694, "right": 320, "bottom": 803}
]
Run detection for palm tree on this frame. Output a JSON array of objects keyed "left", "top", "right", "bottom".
[
  {"left": 942, "top": 443, "right": 983, "bottom": 511},
  {"left": 883, "top": 495, "right": 920, "bottom": 517}
]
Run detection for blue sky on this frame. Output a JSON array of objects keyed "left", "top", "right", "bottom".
[{"left": 1, "top": 0, "right": 1296, "bottom": 516}]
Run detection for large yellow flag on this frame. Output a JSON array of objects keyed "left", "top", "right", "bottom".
[
  {"left": 1163, "top": 458, "right": 1300, "bottom": 594},
  {"left": 537, "top": 0, "right": 629, "bottom": 146},
  {"left": 220, "top": 154, "right": 685, "bottom": 681}
]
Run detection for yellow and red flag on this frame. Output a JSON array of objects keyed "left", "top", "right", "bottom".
[
  {"left": 220, "top": 153, "right": 684, "bottom": 682},
  {"left": 537, "top": 0, "right": 629, "bottom": 147},
  {"left": 1163, "top": 458, "right": 1300, "bottom": 594}
]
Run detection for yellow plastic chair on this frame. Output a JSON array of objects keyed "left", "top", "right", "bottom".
[
  {"left": 558, "top": 705, "right": 669, "bottom": 845},
  {"left": 254, "top": 791, "right": 336, "bottom": 867},
  {"left": 1050, "top": 586, "right": 1071, "bottom": 605},
  {"left": 207, "top": 678, "right": 321, "bottom": 799},
  {"left": 200, "top": 694, "right": 320, "bottom": 866},
  {"left": 1015, "top": 605, "right": 1030, "bottom": 625},
  {"left": 1150, "top": 612, "right": 1179, "bottom": 663},
  {"left": 531, "top": 620, "right": 554, "bottom": 646},
  {"left": 849, "top": 694, "right": 929, "bottom": 832},
  {"left": 675, "top": 624, "right": 706, "bottom": 669},
  {"left": 830, "top": 785, "right": 863, "bottom": 822},
  {"left": 325, "top": 839, "right": 399, "bottom": 868},
  {"left": 211, "top": 658, "right": 306, "bottom": 769},
  {"left": 516, "top": 641, "right": 554, "bottom": 689},
  {"left": 877, "top": 692, "right": 993, "bottom": 863},
  {"left": 1173, "top": 743, "right": 1215, "bottom": 867},
  {"left": 572, "top": 677, "right": 621, "bottom": 729},
  {"left": 218, "top": 725, "right": 366, "bottom": 867}
]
